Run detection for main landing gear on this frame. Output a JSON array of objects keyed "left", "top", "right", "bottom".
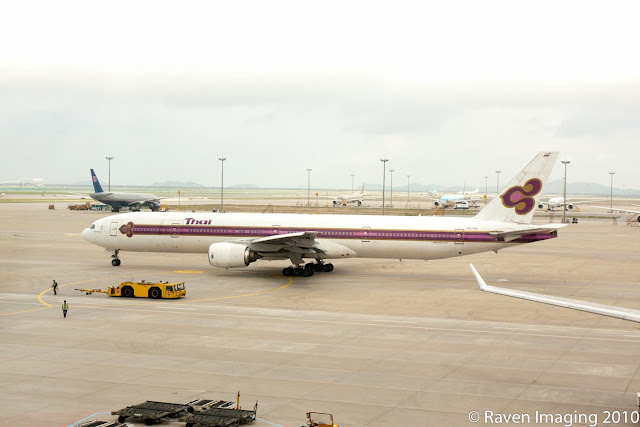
[
  {"left": 111, "top": 250, "right": 121, "bottom": 266},
  {"left": 282, "top": 261, "right": 334, "bottom": 277}
]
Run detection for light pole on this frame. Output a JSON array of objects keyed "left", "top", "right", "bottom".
[
  {"left": 306, "top": 168, "right": 312, "bottom": 206},
  {"left": 380, "top": 159, "right": 388, "bottom": 215},
  {"left": 105, "top": 156, "right": 114, "bottom": 191},
  {"left": 218, "top": 157, "right": 226, "bottom": 212},
  {"left": 178, "top": 190, "right": 181, "bottom": 211},
  {"left": 484, "top": 176, "right": 488, "bottom": 205},
  {"left": 351, "top": 174, "right": 355, "bottom": 193},
  {"left": 561, "top": 160, "right": 570, "bottom": 223},
  {"left": 495, "top": 170, "right": 501, "bottom": 195},
  {"left": 389, "top": 169, "right": 394, "bottom": 208},
  {"left": 609, "top": 172, "right": 615, "bottom": 210},
  {"left": 407, "top": 175, "right": 410, "bottom": 203}
]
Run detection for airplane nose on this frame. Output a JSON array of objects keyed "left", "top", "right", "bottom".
[{"left": 82, "top": 227, "right": 94, "bottom": 243}]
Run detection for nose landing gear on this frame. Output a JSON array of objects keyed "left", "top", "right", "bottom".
[{"left": 111, "top": 250, "right": 121, "bottom": 266}]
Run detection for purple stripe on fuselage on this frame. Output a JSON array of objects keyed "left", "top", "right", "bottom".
[{"left": 126, "top": 224, "right": 555, "bottom": 243}]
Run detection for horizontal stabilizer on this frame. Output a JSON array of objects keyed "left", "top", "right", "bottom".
[{"left": 489, "top": 224, "right": 565, "bottom": 242}]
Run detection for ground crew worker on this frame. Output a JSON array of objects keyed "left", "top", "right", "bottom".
[
  {"left": 52, "top": 279, "right": 58, "bottom": 295},
  {"left": 62, "top": 300, "right": 68, "bottom": 318}
]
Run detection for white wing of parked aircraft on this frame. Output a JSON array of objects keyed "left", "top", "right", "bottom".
[
  {"left": 591, "top": 205, "right": 640, "bottom": 222},
  {"left": 82, "top": 152, "right": 561, "bottom": 278},
  {"left": 470, "top": 264, "right": 640, "bottom": 323}
]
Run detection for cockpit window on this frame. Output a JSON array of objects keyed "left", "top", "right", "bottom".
[{"left": 90, "top": 224, "right": 96, "bottom": 229}]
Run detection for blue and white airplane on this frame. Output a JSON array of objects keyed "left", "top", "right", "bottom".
[
  {"left": 88, "top": 169, "right": 162, "bottom": 212},
  {"left": 82, "top": 152, "right": 562, "bottom": 277},
  {"left": 432, "top": 188, "right": 480, "bottom": 208}
]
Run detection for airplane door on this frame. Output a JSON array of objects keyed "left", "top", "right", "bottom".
[
  {"left": 109, "top": 222, "right": 118, "bottom": 237},
  {"left": 455, "top": 229, "right": 464, "bottom": 255},
  {"left": 171, "top": 223, "right": 179, "bottom": 238},
  {"left": 272, "top": 225, "right": 280, "bottom": 235},
  {"left": 361, "top": 226, "right": 371, "bottom": 242}
]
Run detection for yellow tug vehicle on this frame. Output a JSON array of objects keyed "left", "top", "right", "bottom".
[{"left": 76, "top": 281, "right": 186, "bottom": 299}]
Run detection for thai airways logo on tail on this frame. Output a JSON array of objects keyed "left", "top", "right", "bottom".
[
  {"left": 474, "top": 152, "right": 558, "bottom": 224},
  {"left": 500, "top": 178, "right": 542, "bottom": 215}
]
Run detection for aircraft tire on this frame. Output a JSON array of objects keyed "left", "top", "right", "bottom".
[
  {"left": 323, "top": 263, "right": 334, "bottom": 272},
  {"left": 293, "top": 267, "right": 303, "bottom": 276},
  {"left": 313, "top": 263, "right": 324, "bottom": 272},
  {"left": 112, "top": 259, "right": 121, "bottom": 266},
  {"left": 282, "top": 267, "right": 293, "bottom": 276},
  {"left": 302, "top": 268, "right": 314, "bottom": 277}
]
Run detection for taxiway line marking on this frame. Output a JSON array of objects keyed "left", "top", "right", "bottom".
[
  {"left": 181, "top": 276, "right": 293, "bottom": 303},
  {"left": 0, "top": 306, "right": 52, "bottom": 317},
  {"left": 62, "top": 304, "right": 640, "bottom": 344}
]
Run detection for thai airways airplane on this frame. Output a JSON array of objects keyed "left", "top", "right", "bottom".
[
  {"left": 89, "top": 169, "right": 162, "bottom": 212},
  {"left": 82, "top": 152, "right": 561, "bottom": 277}
]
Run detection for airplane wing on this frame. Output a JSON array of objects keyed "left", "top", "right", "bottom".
[
  {"left": 489, "top": 225, "right": 566, "bottom": 242},
  {"left": 237, "top": 231, "right": 322, "bottom": 264},
  {"left": 250, "top": 231, "right": 320, "bottom": 245},
  {"left": 591, "top": 206, "right": 640, "bottom": 215},
  {"left": 235, "top": 231, "right": 358, "bottom": 265}
]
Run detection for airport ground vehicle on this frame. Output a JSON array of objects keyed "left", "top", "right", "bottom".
[
  {"left": 68, "top": 202, "right": 92, "bottom": 210},
  {"left": 302, "top": 412, "right": 338, "bottom": 427},
  {"left": 112, "top": 397, "right": 256, "bottom": 426},
  {"left": 76, "top": 281, "right": 186, "bottom": 299}
]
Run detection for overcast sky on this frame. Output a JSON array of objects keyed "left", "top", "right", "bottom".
[{"left": 1, "top": 0, "right": 639, "bottom": 190}]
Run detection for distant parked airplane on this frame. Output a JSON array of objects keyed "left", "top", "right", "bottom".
[
  {"left": 537, "top": 197, "right": 601, "bottom": 211},
  {"left": 332, "top": 183, "right": 368, "bottom": 207},
  {"left": 433, "top": 189, "right": 480, "bottom": 208},
  {"left": 0, "top": 178, "right": 44, "bottom": 187},
  {"left": 88, "top": 169, "right": 162, "bottom": 212}
]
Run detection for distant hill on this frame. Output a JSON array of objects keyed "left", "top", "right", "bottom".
[
  {"left": 546, "top": 180, "right": 640, "bottom": 196},
  {"left": 152, "top": 181, "right": 205, "bottom": 188}
]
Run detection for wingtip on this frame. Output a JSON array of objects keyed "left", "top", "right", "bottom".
[{"left": 469, "top": 263, "right": 488, "bottom": 290}]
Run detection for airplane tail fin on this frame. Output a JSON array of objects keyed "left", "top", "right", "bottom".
[
  {"left": 90, "top": 169, "right": 104, "bottom": 193},
  {"left": 475, "top": 152, "right": 559, "bottom": 224},
  {"left": 360, "top": 182, "right": 365, "bottom": 195}
]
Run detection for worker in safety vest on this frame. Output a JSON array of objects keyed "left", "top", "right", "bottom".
[
  {"left": 62, "top": 300, "right": 68, "bottom": 318},
  {"left": 52, "top": 279, "right": 58, "bottom": 295}
]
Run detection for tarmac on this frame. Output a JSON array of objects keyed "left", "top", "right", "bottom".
[{"left": 1, "top": 202, "right": 640, "bottom": 426}]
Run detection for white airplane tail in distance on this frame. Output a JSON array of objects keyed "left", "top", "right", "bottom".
[{"left": 82, "top": 152, "right": 561, "bottom": 277}]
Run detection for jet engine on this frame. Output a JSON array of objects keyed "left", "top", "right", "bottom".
[
  {"left": 208, "top": 243, "right": 261, "bottom": 268},
  {"left": 537, "top": 203, "right": 545, "bottom": 209},
  {"left": 434, "top": 201, "right": 442, "bottom": 207},
  {"left": 566, "top": 204, "right": 574, "bottom": 210}
]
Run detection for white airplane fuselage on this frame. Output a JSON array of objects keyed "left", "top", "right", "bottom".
[{"left": 82, "top": 212, "right": 557, "bottom": 262}]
